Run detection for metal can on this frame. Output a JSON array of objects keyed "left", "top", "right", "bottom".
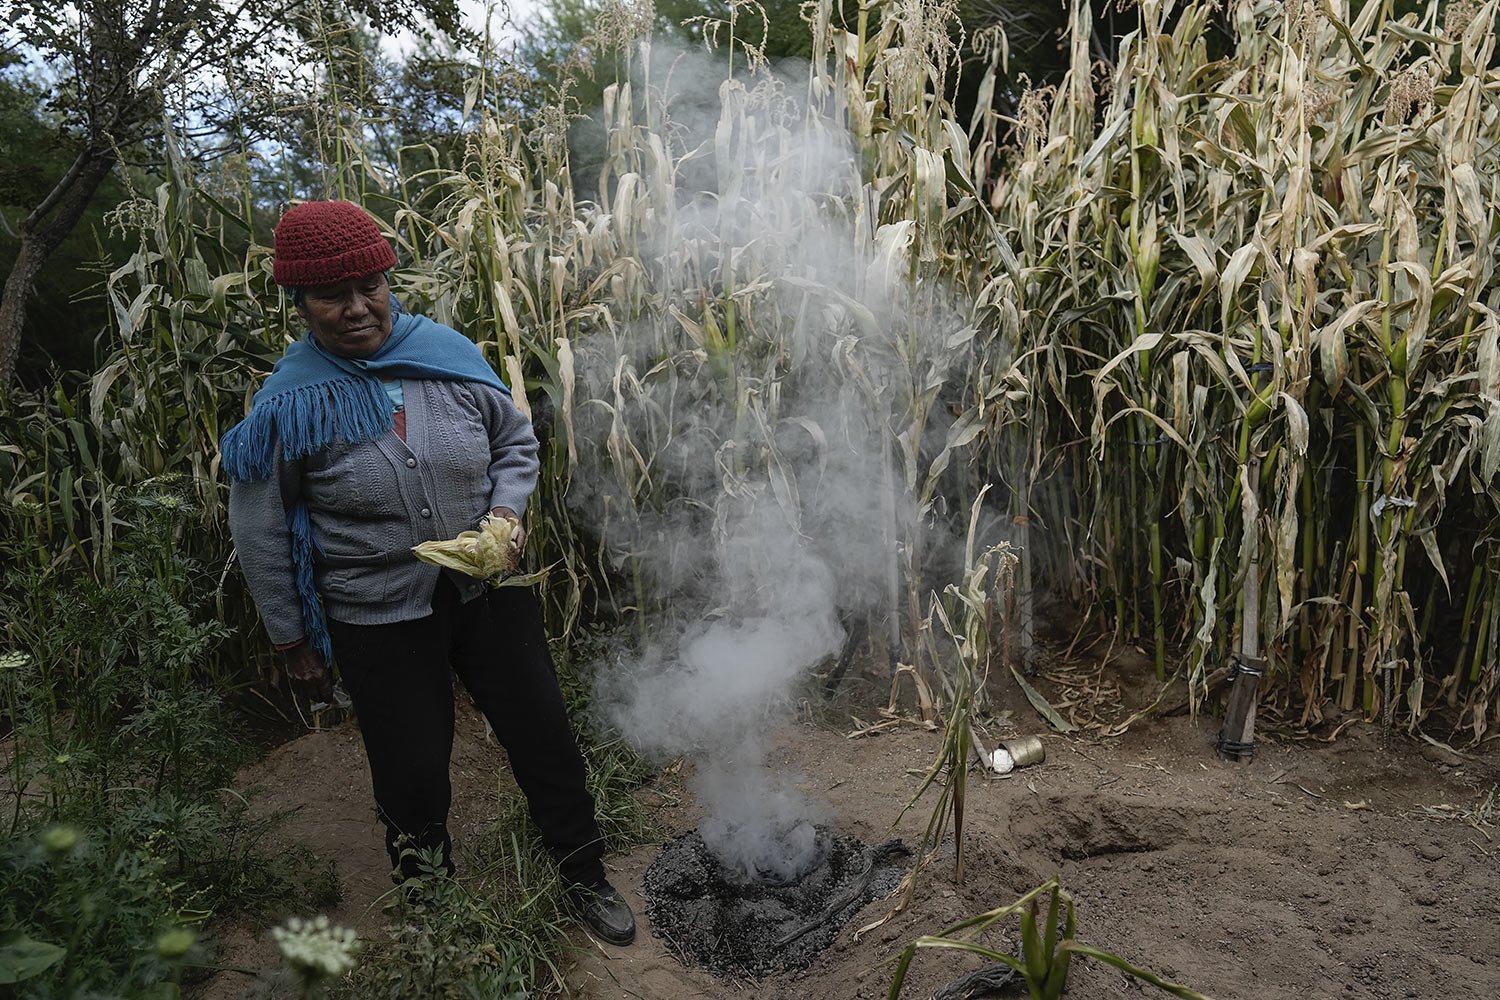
[{"left": 999, "top": 735, "right": 1046, "bottom": 768}]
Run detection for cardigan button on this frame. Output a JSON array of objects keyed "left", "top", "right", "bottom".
[
  {"left": 406, "top": 457, "right": 417, "bottom": 468},
  {"left": 420, "top": 507, "right": 432, "bottom": 518}
]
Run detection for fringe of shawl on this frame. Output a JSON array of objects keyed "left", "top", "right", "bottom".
[
  {"left": 220, "top": 377, "right": 391, "bottom": 483},
  {"left": 287, "top": 500, "right": 333, "bottom": 666},
  {"left": 221, "top": 377, "right": 391, "bottom": 669}
]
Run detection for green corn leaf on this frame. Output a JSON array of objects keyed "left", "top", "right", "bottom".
[
  {"left": 1011, "top": 666, "right": 1078, "bottom": 733},
  {"left": 1020, "top": 902, "right": 1045, "bottom": 986},
  {"left": 1062, "top": 942, "right": 1216, "bottom": 1000}
]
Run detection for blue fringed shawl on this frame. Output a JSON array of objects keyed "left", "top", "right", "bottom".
[{"left": 221, "top": 305, "right": 509, "bottom": 664}]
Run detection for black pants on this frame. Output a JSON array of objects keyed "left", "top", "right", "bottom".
[{"left": 328, "top": 577, "right": 605, "bottom": 887}]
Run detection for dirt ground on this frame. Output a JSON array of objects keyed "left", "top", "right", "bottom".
[{"left": 196, "top": 644, "right": 1500, "bottom": 1000}]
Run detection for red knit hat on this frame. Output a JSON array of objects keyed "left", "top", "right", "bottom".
[{"left": 272, "top": 201, "right": 397, "bottom": 288}]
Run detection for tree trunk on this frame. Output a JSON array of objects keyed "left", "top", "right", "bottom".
[{"left": 0, "top": 149, "right": 119, "bottom": 387}]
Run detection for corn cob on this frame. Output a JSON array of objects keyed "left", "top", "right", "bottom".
[{"left": 411, "top": 514, "right": 519, "bottom": 582}]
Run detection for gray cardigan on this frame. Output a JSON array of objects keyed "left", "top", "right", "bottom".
[{"left": 227, "top": 378, "right": 539, "bottom": 646}]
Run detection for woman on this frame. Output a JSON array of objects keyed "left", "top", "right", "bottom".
[{"left": 222, "top": 200, "right": 634, "bottom": 945}]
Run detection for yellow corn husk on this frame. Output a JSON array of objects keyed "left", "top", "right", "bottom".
[{"left": 412, "top": 514, "right": 518, "bottom": 581}]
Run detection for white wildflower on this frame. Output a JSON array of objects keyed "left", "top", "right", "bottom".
[
  {"left": 271, "top": 914, "right": 359, "bottom": 982},
  {"left": 10, "top": 496, "right": 43, "bottom": 517}
]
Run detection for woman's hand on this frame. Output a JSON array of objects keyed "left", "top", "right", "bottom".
[
  {"left": 490, "top": 506, "right": 525, "bottom": 550},
  {"left": 283, "top": 642, "right": 332, "bottom": 702}
]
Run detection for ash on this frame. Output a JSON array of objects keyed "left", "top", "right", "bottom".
[{"left": 643, "top": 826, "right": 910, "bottom": 979}]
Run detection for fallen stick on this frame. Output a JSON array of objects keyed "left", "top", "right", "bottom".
[
  {"left": 1156, "top": 665, "right": 1231, "bottom": 717},
  {"left": 774, "top": 839, "right": 909, "bottom": 949},
  {"left": 931, "top": 962, "right": 1019, "bottom": 1000}
]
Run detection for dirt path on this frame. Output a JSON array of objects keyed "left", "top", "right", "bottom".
[
  {"left": 198, "top": 672, "right": 1499, "bottom": 1000},
  {"left": 568, "top": 711, "right": 1498, "bottom": 1000},
  {"left": 195, "top": 701, "right": 513, "bottom": 999}
]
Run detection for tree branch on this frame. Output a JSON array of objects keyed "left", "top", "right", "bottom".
[{"left": 21, "top": 149, "right": 90, "bottom": 233}]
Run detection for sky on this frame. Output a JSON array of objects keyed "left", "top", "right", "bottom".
[
  {"left": 385, "top": 0, "right": 544, "bottom": 54},
  {"left": 458, "top": 0, "right": 543, "bottom": 38}
]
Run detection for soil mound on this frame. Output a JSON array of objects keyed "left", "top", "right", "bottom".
[
  {"left": 1014, "top": 791, "right": 1193, "bottom": 859},
  {"left": 642, "top": 827, "right": 909, "bottom": 979}
]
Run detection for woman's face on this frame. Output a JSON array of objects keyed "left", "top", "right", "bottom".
[{"left": 298, "top": 273, "right": 393, "bottom": 359}]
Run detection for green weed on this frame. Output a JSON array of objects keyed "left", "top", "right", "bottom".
[
  {"left": 337, "top": 843, "right": 562, "bottom": 1000},
  {"left": 0, "top": 825, "right": 195, "bottom": 997},
  {"left": 888, "top": 878, "right": 1212, "bottom": 1000},
  {"left": 0, "top": 507, "right": 338, "bottom": 995}
]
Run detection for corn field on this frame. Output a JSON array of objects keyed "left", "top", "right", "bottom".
[{"left": 3, "top": 0, "right": 1499, "bottom": 746}]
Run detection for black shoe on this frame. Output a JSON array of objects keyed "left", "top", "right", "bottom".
[{"left": 569, "top": 879, "right": 636, "bottom": 946}]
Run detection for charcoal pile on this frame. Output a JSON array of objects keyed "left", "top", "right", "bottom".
[{"left": 643, "top": 826, "right": 910, "bottom": 978}]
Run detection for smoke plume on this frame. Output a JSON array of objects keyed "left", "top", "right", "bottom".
[{"left": 572, "top": 45, "right": 967, "bottom": 879}]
